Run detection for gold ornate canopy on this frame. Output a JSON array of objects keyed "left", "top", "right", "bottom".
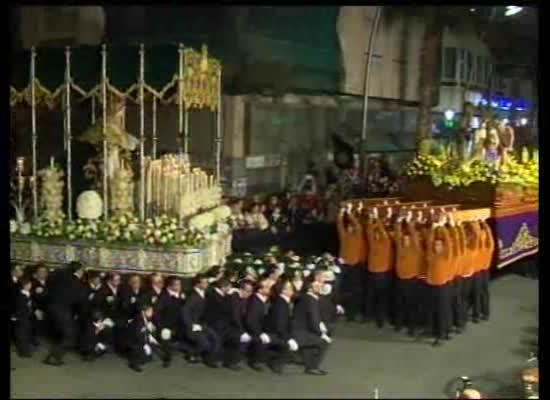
[{"left": 10, "top": 44, "right": 222, "bottom": 111}]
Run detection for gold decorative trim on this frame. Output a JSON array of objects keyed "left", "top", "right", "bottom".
[{"left": 499, "top": 223, "right": 539, "bottom": 259}]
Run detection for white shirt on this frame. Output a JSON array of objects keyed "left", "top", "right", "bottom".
[
  {"left": 280, "top": 294, "right": 292, "bottom": 304},
  {"left": 107, "top": 283, "right": 118, "bottom": 296},
  {"left": 214, "top": 287, "right": 225, "bottom": 297},
  {"left": 21, "top": 290, "right": 31, "bottom": 298},
  {"left": 256, "top": 293, "right": 268, "bottom": 303},
  {"left": 307, "top": 292, "right": 319, "bottom": 301},
  {"left": 167, "top": 289, "right": 180, "bottom": 299},
  {"left": 194, "top": 288, "right": 205, "bottom": 298}
]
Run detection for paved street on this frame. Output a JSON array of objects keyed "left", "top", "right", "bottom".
[{"left": 11, "top": 273, "right": 537, "bottom": 399}]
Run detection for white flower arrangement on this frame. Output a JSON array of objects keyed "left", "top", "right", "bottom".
[
  {"left": 142, "top": 214, "right": 179, "bottom": 246},
  {"left": 76, "top": 191, "right": 103, "bottom": 220},
  {"left": 10, "top": 220, "right": 18, "bottom": 234},
  {"left": 101, "top": 212, "right": 140, "bottom": 242},
  {"left": 188, "top": 211, "right": 216, "bottom": 231},
  {"left": 32, "top": 216, "right": 65, "bottom": 238},
  {"left": 212, "top": 205, "right": 231, "bottom": 222},
  {"left": 64, "top": 218, "right": 100, "bottom": 241}
]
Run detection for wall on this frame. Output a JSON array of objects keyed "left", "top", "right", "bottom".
[
  {"left": 336, "top": 6, "right": 425, "bottom": 102},
  {"left": 19, "top": 6, "right": 105, "bottom": 48}
]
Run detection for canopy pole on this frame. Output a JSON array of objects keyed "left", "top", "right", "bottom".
[
  {"left": 64, "top": 46, "right": 73, "bottom": 221},
  {"left": 30, "top": 47, "right": 38, "bottom": 221},
  {"left": 91, "top": 95, "right": 96, "bottom": 124},
  {"left": 139, "top": 44, "right": 146, "bottom": 221},
  {"left": 101, "top": 44, "right": 109, "bottom": 220},
  {"left": 215, "top": 68, "right": 223, "bottom": 182},
  {"left": 152, "top": 97, "right": 157, "bottom": 159},
  {"left": 360, "top": 6, "right": 382, "bottom": 178},
  {"left": 178, "top": 43, "right": 186, "bottom": 156}
]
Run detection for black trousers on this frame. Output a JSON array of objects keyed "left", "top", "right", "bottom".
[
  {"left": 186, "top": 327, "right": 222, "bottom": 362},
  {"left": 479, "top": 269, "right": 490, "bottom": 319},
  {"left": 457, "top": 276, "right": 473, "bottom": 328},
  {"left": 365, "top": 271, "right": 392, "bottom": 327},
  {"left": 14, "top": 319, "right": 35, "bottom": 356},
  {"left": 300, "top": 341, "right": 329, "bottom": 371},
  {"left": 265, "top": 335, "right": 290, "bottom": 369},
  {"left": 394, "top": 277, "right": 421, "bottom": 333},
  {"left": 221, "top": 330, "right": 249, "bottom": 367},
  {"left": 470, "top": 272, "right": 483, "bottom": 320},
  {"left": 425, "top": 283, "right": 452, "bottom": 339},
  {"left": 47, "top": 309, "right": 77, "bottom": 361},
  {"left": 340, "top": 265, "right": 365, "bottom": 321}
]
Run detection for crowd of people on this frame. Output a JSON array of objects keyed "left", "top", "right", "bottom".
[
  {"left": 337, "top": 203, "right": 495, "bottom": 345},
  {"left": 10, "top": 255, "right": 341, "bottom": 376}
]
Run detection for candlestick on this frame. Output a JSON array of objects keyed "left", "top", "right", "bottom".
[{"left": 17, "top": 157, "right": 25, "bottom": 174}]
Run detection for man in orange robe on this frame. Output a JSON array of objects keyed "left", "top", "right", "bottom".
[
  {"left": 366, "top": 211, "right": 393, "bottom": 329},
  {"left": 336, "top": 206, "right": 367, "bottom": 322},
  {"left": 393, "top": 211, "right": 423, "bottom": 336},
  {"left": 425, "top": 220, "right": 453, "bottom": 345}
]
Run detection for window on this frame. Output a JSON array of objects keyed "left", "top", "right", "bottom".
[
  {"left": 476, "top": 55, "right": 483, "bottom": 85},
  {"left": 465, "top": 50, "right": 473, "bottom": 82},
  {"left": 458, "top": 49, "right": 467, "bottom": 82},
  {"left": 443, "top": 47, "right": 457, "bottom": 80}
]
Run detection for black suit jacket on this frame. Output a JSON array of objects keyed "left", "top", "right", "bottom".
[
  {"left": 46, "top": 270, "right": 86, "bottom": 315},
  {"left": 291, "top": 294, "right": 323, "bottom": 347},
  {"left": 120, "top": 288, "right": 146, "bottom": 321},
  {"left": 93, "top": 285, "right": 122, "bottom": 323},
  {"left": 265, "top": 296, "right": 292, "bottom": 342},
  {"left": 14, "top": 292, "right": 34, "bottom": 326},
  {"left": 204, "top": 289, "right": 228, "bottom": 334},
  {"left": 181, "top": 290, "right": 206, "bottom": 333},
  {"left": 156, "top": 291, "right": 185, "bottom": 331},
  {"left": 31, "top": 279, "right": 48, "bottom": 313},
  {"left": 245, "top": 295, "right": 269, "bottom": 337},
  {"left": 226, "top": 292, "right": 246, "bottom": 336}
]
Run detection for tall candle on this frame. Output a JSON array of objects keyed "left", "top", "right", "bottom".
[
  {"left": 50, "top": 157, "right": 54, "bottom": 169},
  {"left": 17, "top": 157, "right": 24, "bottom": 174}
]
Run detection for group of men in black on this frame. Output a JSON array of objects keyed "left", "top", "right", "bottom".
[{"left": 10, "top": 261, "right": 335, "bottom": 376}]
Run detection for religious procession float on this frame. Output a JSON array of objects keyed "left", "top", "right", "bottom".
[
  {"left": 401, "top": 109, "right": 539, "bottom": 269},
  {"left": 10, "top": 44, "right": 231, "bottom": 276}
]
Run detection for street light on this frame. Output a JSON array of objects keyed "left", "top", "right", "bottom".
[
  {"left": 444, "top": 109, "right": 455, "bottom": 121},
  {"left": 505, "top": 6, "right": 523, "bottom": 16}
]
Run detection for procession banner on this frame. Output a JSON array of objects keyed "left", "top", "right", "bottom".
[{"left": 492, "top": 206, "right": 539, "bottom": 269}]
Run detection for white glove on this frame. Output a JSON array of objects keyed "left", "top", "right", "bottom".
[
  {"left": 336, "top": 305, "right": 345, "bottom": 315},
  {"left": 259, "top": 333, "right": 271, "bottom": 344},
  {"left": 103, "top": 318, "right": 115, "bottom": 328},
  {"left": 287, "top": 338, "right": 299, "bottom": 352},
  {"left": 161, "top": 328, "right": 172, "bottom": 341},
  {"left": 240, "top": 332, "right": 252, "bottom": 343},
  {"left": 319, "top": 322, "right": 328, "bottom": 334},
  {"left": 95, "top": 342, "right": 106, "bottom": 352},
  {"left": 146, "top": 322, "right": 156, "bottom": 332},
  {"left": 192, "top": 324, "right": 202, "bottom": 332},
  {"left": 34, "top": 309, "right": 44, "bottom": 321},
  {"left": 144, "top": 344, "right": 152, "bottom": 356},
  {"left": 148, "top": 334, "right": 159, "bottom": 346},
  {"left": 130, "top": 297, "right": 136, "bottom": 304},
  {"left": 321, "top": 334, "right": 332, "bottom": 344},
  {"left": 106, "top": 296, "right": 114, "bottom": 304}
]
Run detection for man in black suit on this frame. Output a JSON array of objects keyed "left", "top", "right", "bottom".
[
  {"left": 244, "top": 278, "right": 273, "bottom": 371},
  {"left": 10, "top": 264, "right": 24, "bottom": 341},
  {"left": 291, "top": 276, "right": 332, "bottom": 376},
  {"left": 92, "top": 272, "right": 123, "bottom": 352},
  {"left": 181, "top": 274, "right": 221, "bottom": 368},
  {"left": 142, "top": 273, "right": 165, "bottom": 314},
  {"left": 78, "top": 309, "right": 113, "bottom": 362},
  {"left": 120, "top": 274, "right": 146, "bottom": 321},
  {"left": 223, "top": 279, "right": 254, "bottom": 370},
  {"left": 44, "top": 261, "right": 87, "bottom": 366},
  {"left": 204, "top": 278, "right": 232, "bottom": 338},
  {"left": 154, "top": 276, "right": 185, "bottom": 368},
  {"left": 264, "top": 279, "right": 298, "bottom": 374},
  {"left": 30, "top": 264, "right": 49, "bottom": 342},
  {"left": 13, "top": 277, "right": 37, "bottom": 358},
  {"left": 126, "top": 303, "right": 158, "bottom": 372}
]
